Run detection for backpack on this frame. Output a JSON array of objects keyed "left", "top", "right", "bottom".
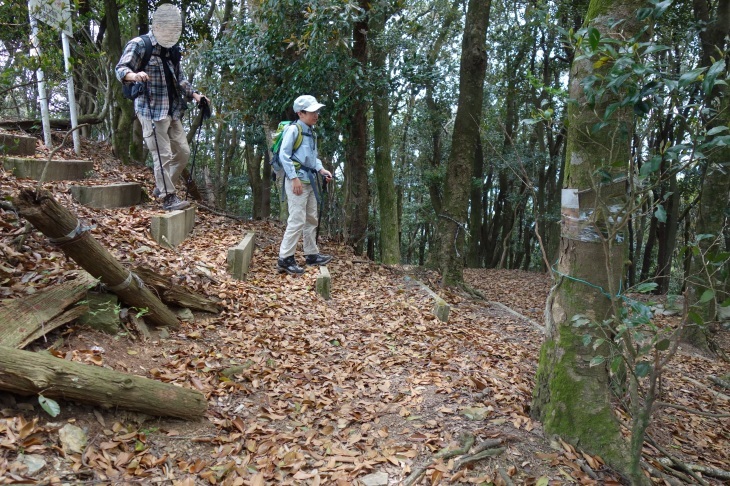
[
  {"left": 122, "top": 35, "right": 153, "bottom": 100},
  {"left": 270, "top": 121, "right": 303, "bottom": 172},
  {"left": 122, "top": 35, "right": 182, "bottom": 100}
]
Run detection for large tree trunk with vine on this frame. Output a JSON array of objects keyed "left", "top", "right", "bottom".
[
  {"left": 531, "top": 0, "right": 645, "bottom": 482},
  {"left": 437, "top": 0, "right": 491, "bottom": 286}
]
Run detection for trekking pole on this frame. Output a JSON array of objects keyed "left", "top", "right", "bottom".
[
  {"left": 185, "top": 96, "right": 211, "bottom": 200},
  {"left": 144, "top": 82, "right": 169, "bottom": 197},
  {"left": 316, "top": 175, "right": 328, "bottom": 243}
]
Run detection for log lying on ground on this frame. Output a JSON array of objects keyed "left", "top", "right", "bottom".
[
  {"left": 0, "top": 271, "right": 95, "bottom": 348},
  {"left": 0, "top": 115, "right": 104, "bottom": 132},
  {"left": 0, "top": 345, "right": 207, "bottom": 420},
  {"left": 14, "top": 189, "right": 179, "bottom": 328},
  {"left": 133, "top": 265, "right": 221, "bottom": 314}
]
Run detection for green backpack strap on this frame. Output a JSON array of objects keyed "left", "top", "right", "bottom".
[{"left": 292, "top": 123, "right": 303, "bottom": 151}]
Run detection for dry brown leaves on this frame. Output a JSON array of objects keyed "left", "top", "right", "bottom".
[{"left": 1, "top": 140, "right": 728, "bottom": 485}]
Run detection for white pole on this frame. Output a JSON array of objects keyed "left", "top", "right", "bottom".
[
  {"left": 28, "top": 12, "right": 53, "bottom": 150},
  {"left": 62, "top": 32, "right": 80, "bottom": 155}
]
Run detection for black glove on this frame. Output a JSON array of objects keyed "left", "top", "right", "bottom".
[{"left": 198, "top": 97, "right": 211, "bottom": 120}]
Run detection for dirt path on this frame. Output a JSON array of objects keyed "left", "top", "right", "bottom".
[{"left": 1, "top": 143, "right": 728, "bottom": 485}]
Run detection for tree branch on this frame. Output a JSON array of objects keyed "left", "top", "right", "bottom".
[{"left": 655, "top": 401, "right": 730, "bottom": 418}]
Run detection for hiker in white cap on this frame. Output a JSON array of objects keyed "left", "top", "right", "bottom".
[
  {"left": 115, "top": 4, "right": 210, "bottom": 211},
  {"left": 277, "top": 95, "right": 334, "bottom": 275}
]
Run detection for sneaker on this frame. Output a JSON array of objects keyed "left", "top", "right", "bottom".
[
  {"left": 278, "top": 256, "right": 304, "bottom": 274},
  {"left": 162, "top": 193, "right": 190, "bottom": 211},
  {"left": 305, "top": 254, "right": 332, "bottom": 266},
  {"left": 152, "top": 187, "right": 162, "bottom": 198}
]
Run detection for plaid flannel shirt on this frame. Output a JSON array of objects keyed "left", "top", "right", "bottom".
[{"left": 115, "top": 32, "right": 195, "bottom": 121}]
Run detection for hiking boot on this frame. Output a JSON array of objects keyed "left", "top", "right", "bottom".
[
  {"left": 162, "top": 193, "right": 190, "bottom": 211},
  {"left": 278, "top": 256, "right": 304, "bottom": 275},
  {"left": 305, "top": 254, "right": 332, "bottom": 266}
]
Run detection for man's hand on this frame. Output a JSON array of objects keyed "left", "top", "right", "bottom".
[
  {"left": 125, "top": 71, "right": 148, "bottom": 82},
  {"left": 193, "top": 92, "right": 210, "bottom": 104},
  {"left": 292, "top": 178, "right": 303, "bottom": 195}
]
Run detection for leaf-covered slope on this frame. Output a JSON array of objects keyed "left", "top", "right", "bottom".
[{"left": 0, "top": 138, "right": 728, "bottom": 485}]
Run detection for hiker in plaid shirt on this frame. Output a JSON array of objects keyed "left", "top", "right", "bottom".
[{"left": 115, "top": 4, "right": 209, "bottom": 211}]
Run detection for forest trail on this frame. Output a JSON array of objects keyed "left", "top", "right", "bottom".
[{"left": 1, "top": 138, "right": 728, "bottom": 485}]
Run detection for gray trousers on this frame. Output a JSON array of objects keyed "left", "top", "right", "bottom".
[
  {"left": 140, "top": 116, "right": 190, "bottom": 196},
  {"left": 279, "top": 179, "right": 320, "bottom": 258}
]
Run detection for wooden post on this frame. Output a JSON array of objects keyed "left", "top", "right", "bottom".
[
  {"left": 0, "top": 346, "right": 206, "bottom": 420},
  {"left": 14, "top": 189, "right": 179, "bottom": 328}
]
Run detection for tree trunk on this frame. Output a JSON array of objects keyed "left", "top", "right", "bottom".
[
  {"left": 424, "top": 0, "right": 461, "bottom": 256},
  {"left": 213, "top": 120, "right": 226, "bottom": 208},
  {"left": 654, "top": 172, "right": 680, "bottom": 293},
  {"left": 532, "top": 0, "right": 644, "bottom": 481},
  {"left": 640, "top": 210, "right": 657, "bottom": 282},
  {"left": 0, "top": 346, "right": 206, "bottom": 420},
  {"left": 254, "top": 145, "right": 271, "bottom": 219},
  {"left": 104, "top": 0, "right": 135, "bottom": 164},
  {"left": 14, "top": 189, "right": 179, "bottom": 328},
  {"left": 685, "top": 0, "right": 730, "bottom": 346},
  {"left": 487, "top": 170, "right": 510, "bottom": 267},
  {"left": 437, "top": 0, "right": 491, "bottom": 286},
  {"left": 341, "top": 0, "right": 371, "bottom": 254},
  {"left": 133, "top": 266, "right": 221, "bottom": 314},
  {"left": 467, "top": 139, "right": 484, "bottom": 267},
  {"left": 371, "top": 13, "right": 400, "bottom": 265}
]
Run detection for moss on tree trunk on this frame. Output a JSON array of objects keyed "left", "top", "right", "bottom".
[
  {"left": 532, "top": 239, "right": 629, "bottom": 471},
  {"left": 531, "top": 0, "right": 649, "bottom": 482}
]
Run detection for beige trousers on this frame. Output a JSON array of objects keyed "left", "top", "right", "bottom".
[
  {"left": 140, "top": 116, "right": 190, "bottom": 196},
  {"left": 279, "top": 179, "right": 320, "bottom": 258}
]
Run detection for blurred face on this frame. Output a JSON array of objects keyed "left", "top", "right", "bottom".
[{"left": 298, "top": 109, "right": 320, "bottom": 127}]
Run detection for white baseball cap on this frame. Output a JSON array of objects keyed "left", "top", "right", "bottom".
[{"left": 293, "top": 95, "right": 325, "bottom": 113}]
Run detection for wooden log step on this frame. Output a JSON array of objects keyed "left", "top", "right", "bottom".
[
  {"left": 133, "top": 265, "right": 221, "bottom": 313},
  {"left": 14, "top": 189, "right": 179, "bottom": 328}
]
